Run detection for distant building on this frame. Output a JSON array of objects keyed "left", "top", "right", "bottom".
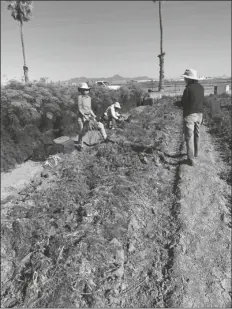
[
  {"left": 136, "top": 79, "right": 153, "bottom": 83},
  {"left": 39, "top": 77, "right": 52, "bottom": 83}
]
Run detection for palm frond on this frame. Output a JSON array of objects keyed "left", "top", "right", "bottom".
[{"left": 6, "top": 0, "right": 33, "bottom": 22}]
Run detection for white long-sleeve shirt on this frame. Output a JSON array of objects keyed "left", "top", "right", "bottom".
[
  {"left": 77, "top": 95, "right": 96, "bottom": 119},
  {"left": 104, "top": 104, "right": 120, "bottom": 120}
]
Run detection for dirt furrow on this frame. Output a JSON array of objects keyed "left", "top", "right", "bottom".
[
  {"left": 170, "top": 125, "right": 231, "bottom": 308},
  {"left": 161, "top": 127, "right": 186, "bottom": 308},
  {"left": 120, "top": 111, "right": 185, "bottom": 307}
]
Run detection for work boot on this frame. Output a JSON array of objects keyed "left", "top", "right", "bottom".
[
  {"left": 103, "top": 137, "right": 115, "bottom": 144},
  {"left": 103, "top": 137, "right": 110, "bottom": 143},
  {"left": 188, "top": 158, "right": 195, "bottom": 166},
  {"left": 75, "top": 143, "right": 83, "bottom": 151}
]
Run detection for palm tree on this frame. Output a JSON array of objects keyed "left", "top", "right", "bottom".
[
  {"left": 7, "top": 0, "right": 33, "bottom": 83},
  {"left": 153, "top": 1, "right": 165, "bottom": 92}
]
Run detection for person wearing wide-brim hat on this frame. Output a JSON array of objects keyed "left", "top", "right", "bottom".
[
  {"left": 76, "top": 82, "right": 108, "bottom": 149},
  {"left": 103, "top": 101, "right": 122, "bottom": 129},
  {"left": 180, "top": 69, "right": 204, "bottom": 166}
]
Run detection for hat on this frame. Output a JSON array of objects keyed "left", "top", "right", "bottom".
[
  {"left": 181, "top": 69, "right": 199, "bottom": 80},
  {"left": 78, "top": 82, "right": 91, "bottom": 90},
  {"left": 114, "top": 102, "right": 121, "bottom": 109}
]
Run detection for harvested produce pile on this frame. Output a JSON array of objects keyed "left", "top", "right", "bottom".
[{"left": 1, "top": 98, "right": 183, "bottom": 308}]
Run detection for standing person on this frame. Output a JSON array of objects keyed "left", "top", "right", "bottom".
[
  {"left": 141, "top": 92, "right": 154, "bottom": 106},
  {"left": 76, "top": 82, "right": 108, "bottom": 150},
  {"left": 103, "top": 102, "right": 122, "bottom": 129},
  {"left": 180, "top": 69, "right": 204, "bottom": 166}
]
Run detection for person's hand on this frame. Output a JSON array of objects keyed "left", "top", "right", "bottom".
[{"left": 84, "top": 115, "right": 90, "bottom": 122}]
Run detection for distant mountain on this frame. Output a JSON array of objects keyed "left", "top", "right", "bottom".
[
  {"left": 204, "top": 75, "right": 231, "bottom": 80},
  {"left": 65, "top": 75, "right": 154, "bottom": 84},
  {"left": 110, "top": 74, "right": 125, "bottom": 80},
  {"left": 217, "top": 75, "right": 231, "bottom": 79}
]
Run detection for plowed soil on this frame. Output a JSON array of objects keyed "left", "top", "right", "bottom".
[{"left": 1, "top": 103, "right": 231, "bottom": 308}]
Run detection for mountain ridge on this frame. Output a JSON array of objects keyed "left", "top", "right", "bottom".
[
  {"left": 63, "top": 74, "right": 231, "bottom": 84},
  {"left": 65, "top": 74, "right": 155, "bottom": 84}
]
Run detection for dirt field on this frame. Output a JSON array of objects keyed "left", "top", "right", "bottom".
[
  {"left": 166, "top": 125, "right": 231, "bottom": 307},
  {"left": 1, "top": 99, "right": 231, "bottom": 307}
]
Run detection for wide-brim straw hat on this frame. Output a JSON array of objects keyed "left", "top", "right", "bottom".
[
  {"left": 114, "top": 102, "right": 121, "bottom": 109},
  {"left": 78, "top": 82, "right": 91, "bottom": 90},
  {"left": 181, "top": 69, "right": 199, "bottom": 80}
]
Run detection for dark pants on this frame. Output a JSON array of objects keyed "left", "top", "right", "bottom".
[{"left": 103, "top": 115, "right": 116, "bottom": 129}]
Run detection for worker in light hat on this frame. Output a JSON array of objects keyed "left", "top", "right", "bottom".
[
  {"left": 180, "top": 69, "right": 204, "bottom": 166},
  {"left": 103, "top": 101, "right": 122, "bottom": 129},
  {"left": 76, "top": 82, "right": 109, "bottom": 149}
]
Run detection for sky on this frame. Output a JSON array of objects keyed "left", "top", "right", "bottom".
[{"left": 1, "top": 1, "right": 231, "bottom": 81}]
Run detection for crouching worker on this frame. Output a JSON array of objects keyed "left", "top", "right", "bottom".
[
  {"left": 76, "top": 82, "right": 108, "bottom": 150},
  {"left": 180, "top": 69, "right": 204, "bottom": 166},
  {"left": 103, "top": 102, "right": 122, "bottom": 129}
]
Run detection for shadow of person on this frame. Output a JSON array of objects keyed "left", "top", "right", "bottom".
[
  {"left": 168, "top": 159, "right": 191, "bottom": 166},
  {"left": 164, "top": 152, "right": 187, "bottom": 159},
  {"left": 159, "top": 154, "right": 187, "bottom": 166},
  {"left": 179, "top": 159, "right": 191, "bottom": 165}
]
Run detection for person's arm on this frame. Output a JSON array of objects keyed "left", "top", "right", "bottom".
[
  {"left": 201, "top": 86, "right": 205, "bottom": 124},
  {"left": 88, "top": 99, "right": 96, "bottom": 118},
  {"left": 90, "top": 110, "right": 96, "bottom": 118},
  {"left": 77, "top": 96, "right": 85, "bottom": 116},
  {"left": 111, "top": 106, "right": 119, "bottom": 120},
  {"left": 180, "top": 87, "right": 188, "bottom": 107},
  {"left": 104, "top": 107, "right": 108, "bottom": 116},
  {"left": 78, "top": 96, "right": 90, "bottom": 121}
]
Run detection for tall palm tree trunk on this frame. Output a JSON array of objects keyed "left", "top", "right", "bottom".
[
  {"left": 158, "top": 1, "right": 165, "bottom": 92},
  {"left": 19, "top": 21, "right": 29, "bottom": 83}
]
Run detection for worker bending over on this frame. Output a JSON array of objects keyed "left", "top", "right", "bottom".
[{"left": 104, "top": 102, "right": 122, "bottom": 129}]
